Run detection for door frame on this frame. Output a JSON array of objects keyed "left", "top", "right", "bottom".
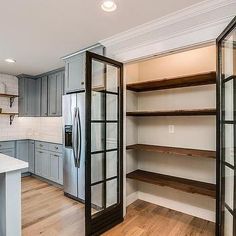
[
  {"left": 216, "top": 16, "right": 236, "bottom": 236},
  {"left": 85, "top": 51, "right": 124, "bottom": 236}
]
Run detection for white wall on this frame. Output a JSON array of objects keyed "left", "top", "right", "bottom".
[
  {"left": 125, "top": 45, "right": 216, "bottom": 222},
  {"left": 0, "top": 73, "right": 62, "bottom": 144}
]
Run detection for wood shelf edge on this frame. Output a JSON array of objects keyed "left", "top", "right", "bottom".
[
  {"left": 127, "top": 169, "right": 216, "bottom": 198},
  {"left": 126, "top": 144, "right": 216, "bottom": 159}
]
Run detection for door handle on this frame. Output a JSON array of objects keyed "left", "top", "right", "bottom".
[
  {"left": 72, "top": 107, "right": 78, "bottom": 167},
  {"left": 76, "top": 107, "right": 82, "bottom": 168}
]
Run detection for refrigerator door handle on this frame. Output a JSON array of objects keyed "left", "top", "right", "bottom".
[
  {"left": 76, "top": 107, "right": 82, "bottom": 168},
  {"left": 72, "top": 107, "right": 78, "bottom": 167}
]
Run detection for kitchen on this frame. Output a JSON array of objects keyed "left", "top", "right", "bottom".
[{"left": 0, "top": 1, "right": 236, "bottom": 236}]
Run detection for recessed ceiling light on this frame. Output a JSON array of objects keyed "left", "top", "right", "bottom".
[
  {"left": 101, "top": 0, "right": 117, "bottom": 12},
  {"left": 5, "top": 58, "right": 16, "bottom": 63}
]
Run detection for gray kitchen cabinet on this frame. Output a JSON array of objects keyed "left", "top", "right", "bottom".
[
  {"left": 48, "top": 72, "right": 63, "bottom": 116},
  {"left": 16, "top": 140, "right": 29, "bottom": 173},
  {"left": 41, "top": 76, "right": 48, "bottom": 117},
  {"left": 18, "top": 77, "right": 36, "bottom": 116},
  {"left": 0, "top": 141, "right": 16, "bottom": 158},
  {"left": 49, "top": 152, "right": 63, "bottom": 184},
  {"left": 35, "top": 149, "right": 50, "bottom": 178},
  {"left": 64, "top": 45, "right": 104, "bottom": 94},
  {"left": 35, "top": 78, "right": 41, "bottom": 117},
  {"left": 28, "top": 140, "right": 35, "bottom": 173},
  {"left": 35, "top": 141, "right": 63, "bottom": 184}
]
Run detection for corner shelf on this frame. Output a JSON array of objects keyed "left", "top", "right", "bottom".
[
  {"left": 0, "top": 93, "right": 19, "bottom": 107},
  {"left": 126, "top": 108, "right": 216, "bottom": 117},
  {"left": 127, "top": 169, "right": 216, "bottom": 198},
  {"left": 126, "top": 71, "right": 216, "bottom": 92},
  {"left": 127, "top": 144, "right": 216, "bottom": 159},
  {"left": 0, "top": 113, "right": 19, "bottom": 125}
]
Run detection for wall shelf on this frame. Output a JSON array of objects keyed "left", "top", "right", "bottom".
[
  {"left": 0, "top": 93, "right": 19, "bottom": 107},
  {"left": 126, "top": 71, "right": 216, "bottom": 92},
  {"left": 0, "top": 113, "right": 19, "bottom": 125},
  {"left": 127, "top": 144, "right": 216, "bottom": 159},
  {"left": 127, "top": 169, "right": 216, "bottom": 198},
  {"left": 126, "top": 108, "right": 216, "bottom": 117}
]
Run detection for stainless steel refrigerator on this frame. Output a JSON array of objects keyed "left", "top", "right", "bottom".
[{"left": 62, "top": 92, "right": 85, "bottom": 201}]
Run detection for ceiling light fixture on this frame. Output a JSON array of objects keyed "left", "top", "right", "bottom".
[
  {"left": 5, "top": 58, "right": 16, "bottom": 63},
  {"left": 101, "top": 0, "right": 117, "bottom": 12}
]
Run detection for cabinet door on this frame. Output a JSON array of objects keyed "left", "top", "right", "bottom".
[
  {"left": 35, "top": 78, "right": 41, "bottom": 117},
  {"left": 0, "top": 148, "right": 15, "bottom": 158},
  {"left": 35, "top": 149, "right": 43, "bottom": 176},
  {"left": 49, "top": 153, "right": 63, "bottom": 184},
  {"left": 41, "top": 76, "right": 48, "bottom": 116},
  {"left": 64, "top": 54, "right": 85, "bottom": 94},
  {"left": 27, "top": 79, "right": 36, "bottom": 116},
  {"left": 18, "top": 78, "right": 28, "bottom": 116},
  {"left": 48, "top": 72, "right": 63, "bottom": 116},
  {"left": 28, "top": 140, "right": 35, "bottom": 173},
  {"left": 16, "top": 140, "right": 29, "bottom": 173},
  {"left": 41, "top": 151, "right": 50, "bottom": 179}
]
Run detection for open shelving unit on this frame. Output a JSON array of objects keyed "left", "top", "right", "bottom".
[
  {"left": 126, "top": 72, "right": 216, "bottom": 197},
  {"left": 126, "top": 71, "right": 216, "bottom": 92},
  {"left": 127, "top": 170, "right": 216, "bottom": 198},
  {"left": 126, "top": 144, "right": 216, "bottom": 159}
]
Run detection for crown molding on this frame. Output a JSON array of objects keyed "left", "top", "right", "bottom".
[{"left": 100, "top": 0, "right": 236, "bottom": 61}]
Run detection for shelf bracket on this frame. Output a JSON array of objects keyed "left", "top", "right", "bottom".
[
  {"left": 10, "top": 97, "right": 15, "bottom": 108},
  {"left": 9, "top": 114, "right": 15, "bottom": 125}
]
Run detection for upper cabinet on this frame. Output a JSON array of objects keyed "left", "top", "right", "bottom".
[
  {"left": 63, "top": 45, "right": 105, "bottom": 94},
  {"left": 48, "top": 72, "right": 63, "bottom": 116},
  {"left": 18, "top": 77, "right": 36, "bottom": 116},
  {"left": 18, "top": 69, "right": 64, "bottom": 117}
]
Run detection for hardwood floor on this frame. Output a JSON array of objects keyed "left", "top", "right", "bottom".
[{"left": 22, "top": 176, "right": 215, "bottom": 236}]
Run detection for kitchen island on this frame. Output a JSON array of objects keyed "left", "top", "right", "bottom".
[{"left": 0, "top": 154, "right": 28, "bottom": 236}]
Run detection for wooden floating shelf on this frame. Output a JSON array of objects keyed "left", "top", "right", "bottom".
[
  {"left": 126, "top": 144, "right": 216, "bottom": 159},
  {"left": 127, "top": 170, "right": 216, "bottom": 198},
  {"left": 126, "top": 72, "right": 216, "bottom": 92},
  {"left": 126, "top": 108, "right": 216, "bottom": 117},
  {"left": 0, "top": 93, "right": 19, "bottom": 98},
  {"left": 0, "top": 93, "right": 19, "bottom": 107}
]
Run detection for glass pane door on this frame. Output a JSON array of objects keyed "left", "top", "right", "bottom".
[
  {"left": 85, "top": 51, "right": 123, "bottom": 236},
  {"left": 217, "top": 16, "right": 236, "bottom": 236}
]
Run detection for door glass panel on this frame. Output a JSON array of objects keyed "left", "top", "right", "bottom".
[
  {"left": 91, "top": 123, "right": 104, "bottom": 152},
  {"left": 92, "top": 91, "right": 104, "bottom": 120},
  {"left": 106, "top": 178, "right": 118, "bottom": 208},
  {"left": 106, "top": 123, "right": 118, "bottom": 150},
  {"left": 106, "top": 64, "right": 119, "bottom": 93},
  {"left": 225, "top": 166, "right": 234, "bottom": 209},
  {"left": 107, "top": 94, "right": 118, "bottom": 121},
  {"left": 224, "top": 124, "right": 234, "bottom": 166},
  {"left": 222, "top": 33, "right": 236, "bottom": 78},
  {"left": 224, "top": 207, "right": 233, "bottom": 236},
  {"left": 224, "top": 80, "right": 234, "bottom": 121},
  {"left": 91, "top": 153, "right": 104, "bottom": 184},
  {"left": 106, "top": 151, "right": 118, "bottom": 179},
  {"left": 91, "top": 183, "right": 104, "bottom": 215}
]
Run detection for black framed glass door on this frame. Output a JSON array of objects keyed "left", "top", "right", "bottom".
[
  {"left": 85, "top": 51, "right": 123, "bottom": 236},
  {"left": 217, "top": 16, "right": 236, "bottom": 236}
]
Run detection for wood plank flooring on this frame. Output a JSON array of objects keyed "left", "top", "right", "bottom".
[{"left": 22, "top": 176, "right": 215, "bottom": 236}]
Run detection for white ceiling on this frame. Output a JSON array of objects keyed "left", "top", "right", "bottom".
[{"left": 0, "top": 0, "right": 202, "bottom": 76}]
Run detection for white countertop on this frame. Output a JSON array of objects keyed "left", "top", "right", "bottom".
[{"left": 0, "top": 154, "right": 28, "bottom": 174}]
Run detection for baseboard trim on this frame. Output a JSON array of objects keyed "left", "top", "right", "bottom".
[{"left": 126, "top": 192, "right": 138, "bottom": 206}]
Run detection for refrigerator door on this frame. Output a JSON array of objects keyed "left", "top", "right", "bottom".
[
  {"left": 77, "top": 92, "right": 85, "bottom": 201},
  {"left": 63, "top": 94, "right": 78, "bottom": 198}
]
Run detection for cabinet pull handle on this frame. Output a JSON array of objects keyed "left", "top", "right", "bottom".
[{"left": 54, "top": 154, "right": 59, "bottom": 157}]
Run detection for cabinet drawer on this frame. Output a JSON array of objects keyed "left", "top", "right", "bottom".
[
  {"left": 48, "top": 143, "right": 62, "bottom": 153},
  {"left": 0, "top": 141, "right": 15, "bottom": 149},
  {"left": 35, "top": 141, "right": 49, "bottom": 150},
  {"left": 0, "top": 148, "right": 15, "bottom": 158}
]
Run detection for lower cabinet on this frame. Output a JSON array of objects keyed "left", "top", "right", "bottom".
[
  {"left": 16, "top": 140, "right": 29, "bottom": 173},
  {"left": 0, "top": 141, "right": 16, "bottom": 158},
  {"left": 35, "top": 141, "right": 63, "bottom": 185},
  {"left": 28, "top": 140, "right": 35, "bottom": 173}
]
